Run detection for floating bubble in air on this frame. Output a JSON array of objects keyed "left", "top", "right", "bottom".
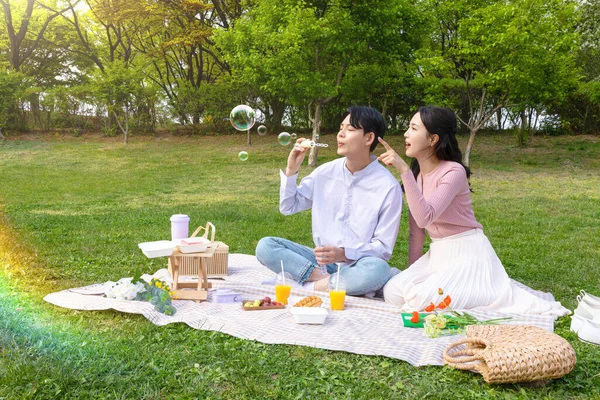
[
  {"left": 291, "top": 133, "right": 297, "bottom": 140},
  {"left": 230, "top": 105, "right": 256, "bottom": 131},
  {"left": 315, "top": 134, "right": 320, "bottom": 140},
  {"left": 257, "top": 125, "right": 267, "bottom": 136},
  {"left": 238, "top": 151, "right": 249, "bottom": 161},
  {"left": 278, "top": 132, "right": 292, "bottom": 146}
]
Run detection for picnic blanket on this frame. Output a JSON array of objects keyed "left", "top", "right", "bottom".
[{"left": 44, "top": 254, "right": 564, "bottom": 366}]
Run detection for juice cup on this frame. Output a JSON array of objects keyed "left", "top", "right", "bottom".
[
  {"left": 329, "top": 273, "right": 346, "bottom": 310},
  {"left": 329, "top": 290, "right": 346, "bottom": 310},
  {"left": 275, "top": 284, "right": 292, "bottom": 305},
  {"left": 275, "top": 270, "right": 293, "bottom": 305}
]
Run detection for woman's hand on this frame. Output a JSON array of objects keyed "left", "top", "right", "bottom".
[
  {"left": 285, "top": 137, "right": 309, "bottom": 176},
  {"left": 378, "top": 137, "right": 411, "bottom": 175}
]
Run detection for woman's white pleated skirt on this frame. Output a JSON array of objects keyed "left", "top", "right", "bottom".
[{"left": 383, "top": 229, "right": 569, "bottom": 317}]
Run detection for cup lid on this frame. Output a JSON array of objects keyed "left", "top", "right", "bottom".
[{"left": 170, "top": 214, "right": 190, "bottom": 222}]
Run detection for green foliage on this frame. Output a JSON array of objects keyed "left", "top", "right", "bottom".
[
  {"left": 0, "top": 70, "right": 29, "bottom": 132},
  {"left": 0, "top": 0, "right": 598, "bottom": 137},
  {"left": 216, "top": 0, "right": 423, "bottom": 127},
  {"left": 133, "top": 278, "right": 176, "bottom": 315},
  {"left": 420, "top": 0, "right": 580, "bottom": 112}
]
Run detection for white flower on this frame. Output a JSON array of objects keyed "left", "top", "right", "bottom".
[{"left": 104, "top": 278, "right": 146, "bottom": 300}]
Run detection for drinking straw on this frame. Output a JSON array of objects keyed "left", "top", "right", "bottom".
[
  {"left": 280, "top": 260, "right": 285, "bottom": 285},
  {"left": 335, "top": 264, "right": 341, "bottom": 291}
]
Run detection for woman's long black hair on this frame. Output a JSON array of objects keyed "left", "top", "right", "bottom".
[{"left": 409, "top": 106, "right": 471, "bottom": 180}]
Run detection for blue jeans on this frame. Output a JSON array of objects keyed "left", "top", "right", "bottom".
[{"left": 255, "top": 236, "right": 392, "bottom": 296}]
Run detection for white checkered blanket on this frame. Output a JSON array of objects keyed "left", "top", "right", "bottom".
[{"left": 44, "top": 254, "right": 564, "bottom": 366}]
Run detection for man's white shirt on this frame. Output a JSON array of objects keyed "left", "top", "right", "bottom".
[{"left": 279, "top": 156, "right": 403, "bottom": 267}]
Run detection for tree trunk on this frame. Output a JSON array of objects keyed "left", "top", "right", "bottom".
[
  {"left": 308, "top": 102, "right": 322, "bottom": 168},
  {"left": 247, "top": 128, "right": 251, "bottom": 145},
  {"left": 517, "top": 109, "right": 527, "bottom": 147},
  {"left": 496, "top": 108, "right": 503, "bottom": 130},
  {"left": 112, "top": 110, "right": 129, "bottom": 145},
  {"left": 0, "top": 127, "right": 5, "bottom": 140},
  {"left": 124, "top": 114, "right": 129, "bottom": 145},
  {"left": 269, "top": 98, "right": 285, "bottom": 132},
  {"left": 463, "top": 128, "right": 478, "bottom": 167},
  {"left": 459, "top": 102, "right": 470, "bottom": 134}
]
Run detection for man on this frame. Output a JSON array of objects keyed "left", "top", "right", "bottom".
[{"left": 255, "top": 106, "right": 402, "bottom": 296}]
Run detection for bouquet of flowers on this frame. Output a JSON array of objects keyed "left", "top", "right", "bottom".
[
  {"left": 134, "top": 277, "right": 177, "bottom": 316},
  {"left": 104, "top": 276, "right": 177, "bottom": 316},
  {"left": 409, "top": 288, "right": 511, "bottom": 338}
]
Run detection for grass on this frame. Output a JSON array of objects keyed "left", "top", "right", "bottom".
[{"left": 0, "top": 131, "right": 599, "bottom": 399}]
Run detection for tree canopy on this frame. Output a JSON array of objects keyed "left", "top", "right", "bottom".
[{"left": 0, "top": 0, "right": 596, "bottom": 161}]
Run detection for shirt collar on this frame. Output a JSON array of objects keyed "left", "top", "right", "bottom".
[{"left": 344, "top": 155, "right": 378, "bottom": 178}]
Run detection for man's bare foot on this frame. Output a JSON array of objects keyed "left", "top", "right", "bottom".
[
  {"left": 314, "top": 277, "right": 330, "bottom": 292},
  {"left": 307, "top": 266, "right": 329, "bottom": 282}
]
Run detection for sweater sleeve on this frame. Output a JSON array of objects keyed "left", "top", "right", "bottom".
[
  {"left": 400, "top": 167, "right": 466, "bottom": 229},
  {"left": 408, "top": 211, "right": 425, "bottom": 266}
]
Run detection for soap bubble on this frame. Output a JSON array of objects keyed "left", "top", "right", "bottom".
[
  {"left": 291, "top": 133, "right": 297, "bottom": 140},
  {"left": 238, "top": 151, "right": 249, "bottom": 161},
  {"left": 278, "top": 132, "right": 292, "bottom": 146},
  {"left": 257, "top": 125, "right": 267, "bottom": 136},
  {"left": 315, "top": 134, "right": 320, "bottom": 140},
  {"left": 230, "top": 105, "right": 255, "bottom": 131}
]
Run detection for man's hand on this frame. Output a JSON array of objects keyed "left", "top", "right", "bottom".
[
  {"left": 314, "top": 245, "right": 348, "bottom": 265},
  {"left": 285, "top": 137, "right": 310, "bottom": 176}
]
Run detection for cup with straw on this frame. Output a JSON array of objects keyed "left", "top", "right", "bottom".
[
  {"left": 275, "top": 260, "right": 292, "bottom": 305},
  {"left": 329, "top": 264, "right": 346, "bottom": 310}
]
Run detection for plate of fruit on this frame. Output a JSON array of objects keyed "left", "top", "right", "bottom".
[{"left": 242, "top": 296, "right": 285, "bottom": 311}]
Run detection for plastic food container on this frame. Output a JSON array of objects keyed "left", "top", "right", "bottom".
[
  {"left": 211, "top": 288, "right": 242, "bottom": 304},
  {"left": 290, "top": 307, "right": 328, "bottom": 324},
  {"left": 178, "top": 237, "right": 210, "bottom": 253},
  {"left": 138, "top": 241, "right": 176, "bottom": 258}
]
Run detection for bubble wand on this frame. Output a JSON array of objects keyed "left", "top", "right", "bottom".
[{"left": 315, "top": 237, "right": 327, "bottom": 274}]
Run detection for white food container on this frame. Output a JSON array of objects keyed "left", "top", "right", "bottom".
[
  {"left": 177, "top": 237, "right": 210, "bottom": 253},
  {"left": 290, "top": 307, "right": 328, "bottom": 324},
  {"left": 138, "top": 240, "right": 176, "bottom": 258}
]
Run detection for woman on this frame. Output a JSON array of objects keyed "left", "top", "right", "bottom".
[{"left": 378, "top": 106, "right": 567, "bottom": 316}]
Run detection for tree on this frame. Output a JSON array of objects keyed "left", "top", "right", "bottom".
[
  {"left": 125, "top": 0, "right": 234, "bottom": 124},
  {"left": 217, "top": 0, "right": 423, "bottom": 167},
  {"left": 418, "top": 0, "right": 580, "bottom": 165},
  {"left": 88, "top": 61, "right": 155, "bottom": 144},
  {"left": 0, "top": 69, "right": 28, "bottom": 138},
  {"left": 0, "top": 0, "right": 68, "bottom": 71},
  {"left": 548, "top": 0, "right": 600, "bottom": 134}
]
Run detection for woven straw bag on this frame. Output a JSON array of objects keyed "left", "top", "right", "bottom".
[{"left": 443, "top": 325, "right": 576, "bottom": 384}]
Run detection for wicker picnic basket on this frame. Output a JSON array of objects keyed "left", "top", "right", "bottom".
[
  {"left": 443, "top": 325, "right": 576, "bottom": 384},
  {"left": 167, "top": 222, "right": 229, "bottom": 277}
]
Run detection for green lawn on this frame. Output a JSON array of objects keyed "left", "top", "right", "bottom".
[{"left": 1, "top": 132, "right": 599, "bottom": 399}]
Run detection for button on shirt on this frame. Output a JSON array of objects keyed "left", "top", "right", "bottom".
[{"left": 279, "top": 156, "right": 402, "bottom": 266}]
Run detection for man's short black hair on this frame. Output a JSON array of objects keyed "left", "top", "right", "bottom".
[{"left": 342, "top": 106, "right": 386, "bottom": 152}]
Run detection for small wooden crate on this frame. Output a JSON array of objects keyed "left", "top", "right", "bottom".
[{"left": 168, "top": 241, "right": 229, "bottom": 277}]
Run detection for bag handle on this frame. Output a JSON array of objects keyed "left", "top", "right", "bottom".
[
  {"left": 189, "top": 222, "right": 216, "bottom": 242},
  {"left": 443, "top": 337, "right": 489, "bottom": 370}
]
